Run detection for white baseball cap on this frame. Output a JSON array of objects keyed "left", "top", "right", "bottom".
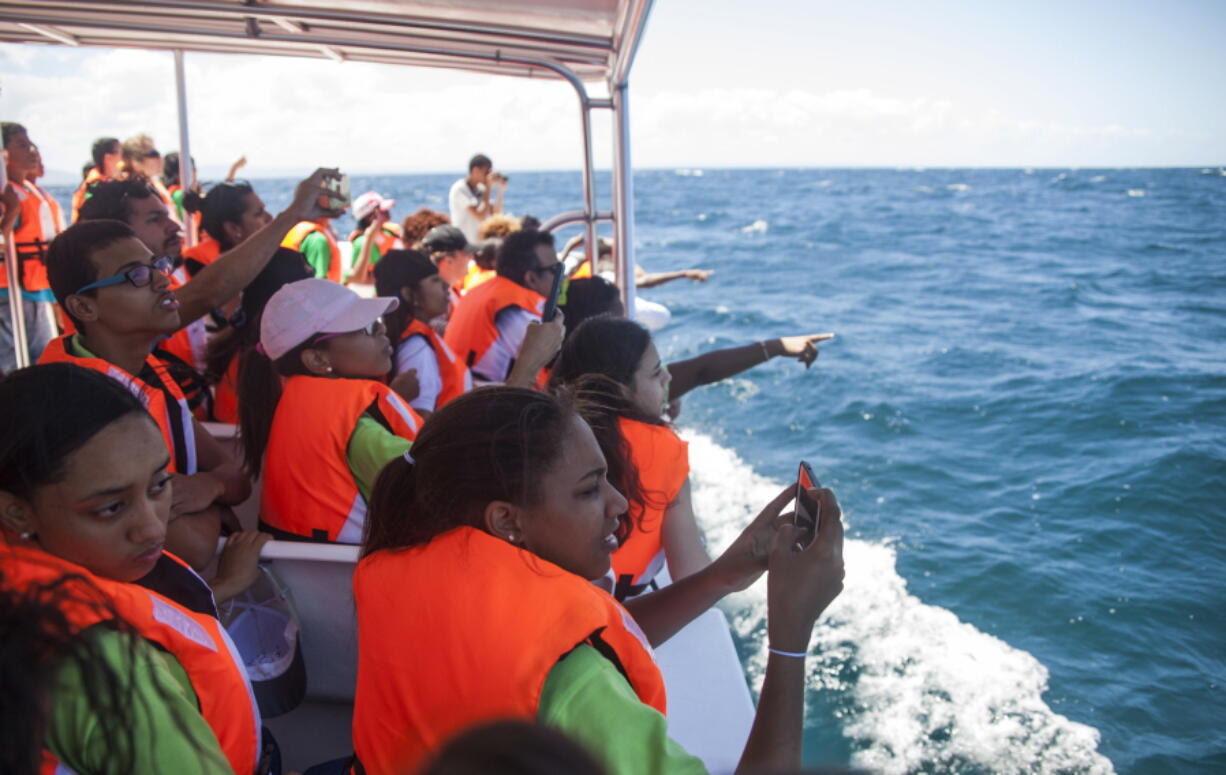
[{"left": 260, "top": 278, "right": 398, "bottom": 361}]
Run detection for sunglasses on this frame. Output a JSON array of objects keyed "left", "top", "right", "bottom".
[
  {"left": 75, "top": 256, "right": 174, "bottom": 295},
  {"left": 312, "top": 318, "right": 385, "bottom": 345},
  {"left": 532, "top": 261, "right": 562, "bottom": 276}
]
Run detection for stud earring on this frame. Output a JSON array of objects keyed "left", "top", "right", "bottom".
[{"left": 19, "top": 531, "right": 33, "bottom": 541}]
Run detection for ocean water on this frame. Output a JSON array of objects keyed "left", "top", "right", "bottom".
[{"left": 47, "top": 166, "right": 1225, "bottom": 773}]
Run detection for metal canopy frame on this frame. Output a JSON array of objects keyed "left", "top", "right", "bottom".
[{"left": 1, "top": 0, "right": 652, "bottom": 365}]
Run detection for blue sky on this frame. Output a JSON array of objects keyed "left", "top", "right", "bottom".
[{"left": 1, "top": 0, "right": 1222, "bottom": 179}]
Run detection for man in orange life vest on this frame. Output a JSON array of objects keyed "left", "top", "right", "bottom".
[
  {"left": 78, "top": 171, "right": 340, "bottom": 378},
  {"left": 1, "top": 122, "right": 58, "bottom": 370},
  {"left": 444, "top": 228, "right": 558, "bottom": 385},
  {"left": 40, "top": 219, "right": 253, "bottom": 572},
  {"left": 70, "top": 136, "right": 122, "bottom": 222}
]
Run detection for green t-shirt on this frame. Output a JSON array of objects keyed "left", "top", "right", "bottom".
[
  {"left": 171, "top": 187, "right": 188, "bottom": 224},
  {"left": 538, "top": 644, "right": 708, "bottom": 775},
  {"left": 300, "top": 231, "right": 334, "bottom": 280},
  {"left": 46, "top": 626, "right": 233, "bottom": 775},
  {"left": 346, "top": 414, "right": 412, "bottom": 501}
]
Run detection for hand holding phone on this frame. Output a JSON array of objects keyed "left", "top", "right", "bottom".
[
  {"left": 541, "top": 263, "right": 566, "bottom": 323},
  {"left": 795, "top": 461, "right": 821, "bottom": 549},
  {"left": 325, "top": 172, "right": 351, "bottom": 211}
]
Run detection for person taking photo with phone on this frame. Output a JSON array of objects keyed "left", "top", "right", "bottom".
[{"left": 351, "top": 386, "right": 845, "bottom": 775}]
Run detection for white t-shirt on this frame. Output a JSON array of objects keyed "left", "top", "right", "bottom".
[
  {"left": 448, "top": 177, "right": 485, "bottom": 244},
  {"left": 394, "top": 334, "right": 443, "bottom": 412},
  {"left": 471, "top": 306, "right": 536, "bottom": 385}
]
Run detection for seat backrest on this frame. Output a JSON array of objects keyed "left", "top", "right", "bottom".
[{"left": 262, "top": 541, "right": 361, "bottom": 702}]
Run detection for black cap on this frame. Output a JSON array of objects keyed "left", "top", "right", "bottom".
[{"left": 421, "top": 224, "right": 470, "bottom": 254}]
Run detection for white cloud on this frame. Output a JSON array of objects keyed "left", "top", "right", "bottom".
[
  {"left": 1, "top": 45, "right": 1210, "bottom": 176},
  {"left": 631, "top": 86, "right": 1174, "bottom": 167}
]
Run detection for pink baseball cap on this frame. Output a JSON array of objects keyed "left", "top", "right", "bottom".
[
  {"left": 352, "top": 191, "right": 395, "bottom": 222},
  {"left": 260, "top": 278, "right": 398, "bottom": 361}
]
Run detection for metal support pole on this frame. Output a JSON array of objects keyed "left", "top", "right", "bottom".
[
  {"left": 173, "top": 49, "right": 196, "bottom": 247},
  {"left": 3, "top": 228, "right": 30, "bottom": 369},
  {"left": 611, "top": 81, "right": 637, "bottom": 320},
  {"left": 577, "top": 99, "right": 597, "bottom": 273}
]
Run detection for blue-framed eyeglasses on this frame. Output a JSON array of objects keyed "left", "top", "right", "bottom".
[{"left": 75, "top": 256, "right": 174, "bottom": 295}]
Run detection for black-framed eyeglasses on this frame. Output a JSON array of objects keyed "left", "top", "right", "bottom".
[
  {"left": 74, "top": 256, "right": 174, "bottom": 295},
  {"left": 532, "top": 261, "right": 562, "bottom": 276},
  {"left": 312, "top": 318, "right": 385, "bottom": 345}
]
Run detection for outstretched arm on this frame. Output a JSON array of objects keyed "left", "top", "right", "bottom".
[
  {"left": 635, "top": 268, "right": 713, "bottom": 289},
  {"left": 173, "top": 168, "right": 342, "bottom": 325},
  {"left": 225, "top": 155, "right": 247, "bottom": 182},
  {"left": 667, "top": 333, "right": 834, "bottom": 402},
  {"left": 736, "top": 488, "right": 844, "bottom": 774}
]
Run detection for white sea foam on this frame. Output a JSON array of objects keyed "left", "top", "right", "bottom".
[
  {"left": 697, "top": 213, "right": 709, "bottom": 221},
  {"left": 675, "top": 168, "right": 705, "bottom": 177},
  {"left": 946, "top": 183, "right": 971, "bottom": 192},
  {"left": 680, "top": 429, "right": 1115, "bottom": 775},
  {"left": 741, "top": 219, "right": 769, "bottom": 234},
  {"left": 1089, "top": 175, "right": 1106, "bottom": 183},
  {"left": 1126, "top": 189, "right": 1147, "bottom": 197}
]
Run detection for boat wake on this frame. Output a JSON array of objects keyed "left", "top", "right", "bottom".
[{"left": 681, "top": 429, "right": 1115, "bottom": 775}]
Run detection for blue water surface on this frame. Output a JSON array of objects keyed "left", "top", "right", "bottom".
[{"left": 50, "top": 166, "right": 1225, "bottom": 773}]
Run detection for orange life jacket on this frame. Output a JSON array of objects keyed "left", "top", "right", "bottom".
[
  {"left": 155, "top": 267, "right": 209, "bottom": 375},
  {"left": 70, "top": 167, "right": 106, "bottom": 223},
  {"left": 398, "top": 318, "right": 472, "bottom": 412},
  {"left": 352, "top": 526, "right": 667, "bottom": 775},
  {"left": 374, "top": 222, "right": 402, "bottom": 256},
  {"left": 281, "top": 221, "right": 342, "bottom": 283},
  {"left": 442, "top": 275, "right": 544, "bottom": 382},
  {"left": 613, "top": 417, "right": 690, "bottom": 599},
  {"left": 2, "top": 180, "right": 53, "bottom": 291},
  {"left": 212, "top": 354, "right": 240, "bottom": 424},
  {"left": 38, "top": 335, "right": 198, "bottom": 474},
  {"left": 260, "top": 375, "right": 421, "bottom": 543},
  {"left": 459, "top": 264, "right": 496, "bottom": 293},
  {"left": 5, "top": 544, "right": 262, "bottom": 775},
  {"left": 182, "top": 235, "right": 222, "bottom": 277}
]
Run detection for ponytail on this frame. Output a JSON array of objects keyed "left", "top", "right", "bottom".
[
  {"left": 236, "top": 347, "right": 283, "bottom": 479},
  {"left": 363, "top": 454, "right": 417, "bottom": 557},
  {"left": 237, "top": 339, "right": 317, "bottom": 478}
]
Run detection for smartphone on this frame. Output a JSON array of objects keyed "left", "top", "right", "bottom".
[
  {"left": 324, "top": 172, "right": 350, "bottom": 210},
  {"left": 541, "top": 264, "right": 566, "bottom": 322},
  {"left": 795, "top": 461, "right": 821, "bottom": 548}
]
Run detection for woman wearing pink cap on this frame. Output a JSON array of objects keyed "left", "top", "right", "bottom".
[
  {"left": 348, "top": 191, "right": 403, "bottom": 284},
  {"left": 237, "top": 278, "right": 423, "bottom": 543}
]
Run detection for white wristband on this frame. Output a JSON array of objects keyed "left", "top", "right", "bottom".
[{"left": 768, "top": 647, "right": 807, "bottom": 659}]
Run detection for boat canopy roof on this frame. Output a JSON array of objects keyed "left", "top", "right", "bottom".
[{"left": 0, "top": 0, "right": 653, "bottom": 87}]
